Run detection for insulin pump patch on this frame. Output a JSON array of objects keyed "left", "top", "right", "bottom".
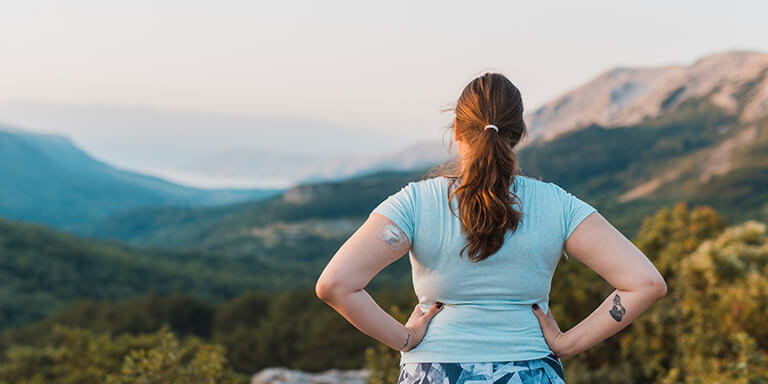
[{"left": 379, "top": 223, "right": 407, "bottom": 247}]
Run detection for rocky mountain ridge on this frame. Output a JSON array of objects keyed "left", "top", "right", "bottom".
[{"left": 524, "top": 50, "right": 768, "bottom": 143}]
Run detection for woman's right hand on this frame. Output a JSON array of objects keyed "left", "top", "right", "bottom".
[
  {"left": 532, "top": 304, "right": 574, "bottom": 358},
  {"left": 402, "top": 301, "right": 444, "bottom": 351}
]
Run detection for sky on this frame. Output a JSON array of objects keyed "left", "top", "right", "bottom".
[{"left": 1, "top": 0, "right": 767, "bottom": 186}]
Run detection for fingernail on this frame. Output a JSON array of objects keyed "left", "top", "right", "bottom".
[
  {"left": 532, "top": 304, "right": 539, "bottom": 310},
  {"left": 436, "top": 302, "right": 443, "bottom": 308}
]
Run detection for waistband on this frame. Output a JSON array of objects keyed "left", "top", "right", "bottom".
[{"left": 398, "top": 353, "right": 565, "bottom": 383}]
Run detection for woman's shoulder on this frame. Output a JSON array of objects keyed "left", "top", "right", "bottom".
[
  {"left": 414, "top": 174, "right": 567, "bottom": 197},
  {"left": 411, "top": 175, "right": 449, "bottom": 192},
  {"left": 417, "top": 174, "right": 558, "bottom": 189},
  {"left": 515, "top": 174, "right": 566, "bottom": 193}
]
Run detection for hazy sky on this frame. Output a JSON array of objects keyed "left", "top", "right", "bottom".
[
  {"left": 1, "top": 0, "right": 767, "bottom": 189},
  {"left": 3, "top": 1, "right": 767, "bottom": 136}
]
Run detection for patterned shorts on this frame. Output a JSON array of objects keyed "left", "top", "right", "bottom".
[{"left": 397, "top": 353, "right": 565, "bottom": 384}]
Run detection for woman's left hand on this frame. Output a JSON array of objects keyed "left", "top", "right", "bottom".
[
  {"left": 401, "top": 302, "right": 444, "bottom": 351},
  {"left": 532, "top": 303, "right": 574, "bottom": 358}
]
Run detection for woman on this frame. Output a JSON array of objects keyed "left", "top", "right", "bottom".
[{"left": 315, "top": 73, "right": 667, "bottom": 383}]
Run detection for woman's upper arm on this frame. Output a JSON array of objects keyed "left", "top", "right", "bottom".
[
  {"left": 315, "top": 213, "right": 411, "bottom": 299},
  {"left": 564, "top": 212, "right": 667, "bottom": 294},
  {"left": 316, "top": 181, "right": 417, "bottom": 299}
]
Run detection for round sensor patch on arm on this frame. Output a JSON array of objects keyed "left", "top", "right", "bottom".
[{"left": 378, "top": 223, "right": 407, "bottom": 248}]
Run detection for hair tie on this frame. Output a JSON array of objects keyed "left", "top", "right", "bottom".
[{"left": 484, "top": 124, "right": 499, "bottom": 132}]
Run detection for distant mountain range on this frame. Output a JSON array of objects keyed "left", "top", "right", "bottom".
[
  {"left": 134, "top": 50, "right": 768, "bottom": 186},
  {"left": 182, "top": 139, "right": 457, "bottom": 187},
  {"left": 523, "top": 50, "right": 768, "bottom": 143},
  {"left": 0, "top": 102, "right": 409, "bottom": 188},
  {"left": 2, "top": 50, "right": 768, "bottom": 330},
  {"left": 74, "top": 168, "right": 427, "bottom": 256},
  {"left": 0, "top": 127, "right": 283, "bottom": 228},
  {"left": 2, "top": 49, "right": 767, "bottom": 238},
  {"left": 76, "top": 98, "right": 767, "bottom": 251},
  {"left": 74, "top": 50, "right": 768, "bottom": 252}
]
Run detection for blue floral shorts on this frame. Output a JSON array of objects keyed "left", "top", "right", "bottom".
[{"left": 397, "top": 353, "right": 565, "bottom": 384}]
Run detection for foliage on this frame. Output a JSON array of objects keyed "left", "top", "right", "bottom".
[
  {"left": 77, "top": 169, "right": 427, "bottom": 251},
  {"left": 0, "top": 217, "right": 279, "bottom": 329},
  {"left": 364, "top": 304, "right": 412, "bottom": 384},
  {"left": 618, "top": 202, "right": 727, "bottom": 382},
  {"left": 3, "top": 202, "right": 767, "bottom": 383},
  {"left": 0, "top": 325, "right": 242, "bottom": 384},
  {"left": 0, "top": 212, "right": 408, "bottom": 331},
  {"left": 0, "top": 283, "right": 414, "bottom": 378},
  {"left": 1, "top": 154, "right": 768, "bottom": 383},
  {"left": 671, "top": 220, "right": 768, "bottom": 383}
]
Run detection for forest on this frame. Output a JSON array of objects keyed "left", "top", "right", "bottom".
[{"left": 0, "top": 202, "right": 765, "bottom": 383}]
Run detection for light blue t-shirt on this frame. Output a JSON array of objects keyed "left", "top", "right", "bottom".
[{"left": 369, "top": 175, "right": 598, "bottom": 364}]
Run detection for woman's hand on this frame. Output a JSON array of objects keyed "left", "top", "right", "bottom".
[
  {"left": 401, "top": 302, "right": 444, "bottom": 351},
  {"left": 531, "top": 304, "right": 574, "bottom": 358}
]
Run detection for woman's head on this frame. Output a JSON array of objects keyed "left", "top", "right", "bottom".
[{"left": 427, "top": 72, "right": 527, "bottom": 262}]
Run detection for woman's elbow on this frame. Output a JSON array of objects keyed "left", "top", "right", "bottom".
[
  {"left": 315, "top": 279, "right": 336, "bottom": 302},
  {"left": 647, "top": 276, "right": 668, "bottom": 300}
]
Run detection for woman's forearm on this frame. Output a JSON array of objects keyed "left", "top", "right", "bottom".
[
  {"left": 560, "top": 285, "right": 666, "bottom": 357},
  {"left": 320, "top": 288, "right": 410, "bottom": 351}
]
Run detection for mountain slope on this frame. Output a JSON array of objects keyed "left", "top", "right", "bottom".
[
  {"left": 0, "top": 216, "right": 266, "bottom": 328},
  {"left": 0, "top": 127, "right": 283, "bottom": 228},
  {"left": 519, "top": 98, "right": 768, "bottom": 232},
  {"left": 77, "top": 169, "right": 427, "bottom": 253},
  {"left": 524, "top": 50, "right": 768, "bottom": 143},
  {"left": 79, "top": 99, "right": 768, "bottom": 250},
  {"left": 67, "top": 49, "right": 768, "bottom": 260}
]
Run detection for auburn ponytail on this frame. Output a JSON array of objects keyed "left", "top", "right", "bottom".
[{"left": 427, "top": 72, "right": 528, "bottom": 262}]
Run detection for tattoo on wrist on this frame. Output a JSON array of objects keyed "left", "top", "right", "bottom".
[
  {"left": 401, "top": 330, "right": 410, "bottom": 350},
  {"left": 609, "top": 294, "right": 626, "bottom": 321}
]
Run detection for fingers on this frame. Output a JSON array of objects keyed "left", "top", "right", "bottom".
[
  {"left": 532, "top": 303, "right": 554, "bottom": 330},
  {"left": 423, "top": 301, "right": 444, "bottom": 319},
  {"left": 412, "top": 301, "right": 443, "bottom": 314},
  {"left": 532, "top": 303, "right": 563, "bottom": 334}
]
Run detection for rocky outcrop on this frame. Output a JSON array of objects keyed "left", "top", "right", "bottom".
[{"left": 251, "top": 367, "right": 369, "bottom": 384}]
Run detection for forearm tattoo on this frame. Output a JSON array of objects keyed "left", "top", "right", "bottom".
[
  {"left": 378, "top": 224, "right": 407, "bottom": 248},
  {"left": 401, "top": 330, "right": 410, "bottom": 350},
  {"left": 609, "top": 294, "right": 626, "bottom": 321}
]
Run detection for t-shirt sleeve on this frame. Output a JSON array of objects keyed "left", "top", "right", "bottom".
[
  {"left": 369, "top": 181, "right": 416, "bottom": 245},
  {"left": 556, "top": 184, "right": 598, "bottom": 241}
]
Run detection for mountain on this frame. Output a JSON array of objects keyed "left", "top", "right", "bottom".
[
  {"left": 78, "top": 99, "right": 768, "bottom": 252},
  {"left": 0, "top": 215, "right": 264, "bottom": 328},
  {"left": 24, "top": 49, "right": 768, "bottom": 263},
  {"left": 0, "top": 211, "right": 407, "bottom": 329},
  {"left": 0, "top": 102, "right": 407, "bottom": 188},
  {"left": 75, "top": 168, "right": 427, "bottom": 256},
  {"left": 0, "top": 127, "right": 284, "bottom": 228},
  {"left": 173, "top": 139, "right": 455, "bottom": 188},
  {"left": 296, "top": 140, "right": 456, "bottom": 184},
  {"left": 513, "top": 50, "right": 768, "bottom": 231},
  {"left": 519, "top": 98, "right": 768, "bottom": 232},
  {"left": 524, "top": 50, "right": 768, "bottom": 143}
]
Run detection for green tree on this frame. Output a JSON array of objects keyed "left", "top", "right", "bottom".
[
  {"left": 364, "top": 304, "right": 411, "bottom": 384},
  {"left": 619, "top": 202, "right": 727, "bottom": 382},
  {"left": 0, "top": 325, "right": 242, "bottom": 384},
  {"left": 671, "top": 220, "right": 768, "bottom": 383}
]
